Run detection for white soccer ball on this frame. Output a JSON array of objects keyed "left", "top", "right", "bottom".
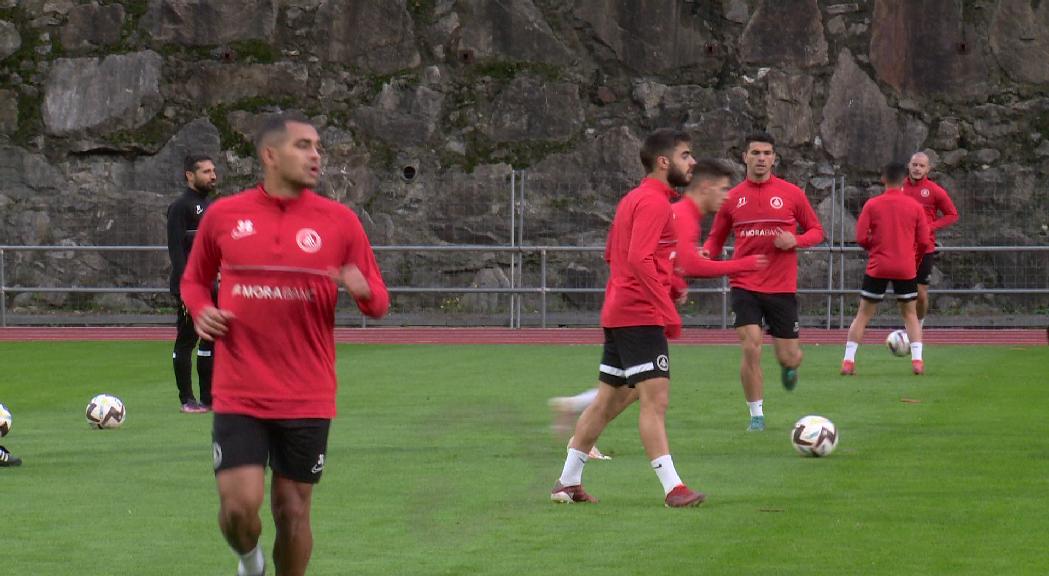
[
  {"left": 86, "top": 394, "right": 126, "bottom": 429},
  {"left": 791, "top": 415, "right": 838, "bottom": 457},
  {"left": 886, "top": 329, "right": 910, "bottom": 357},
  {"left": 0, "top": 403, "right": 11, "bottom": 437}
]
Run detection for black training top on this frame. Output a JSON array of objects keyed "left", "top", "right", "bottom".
[{"left": 166, "top": 187, "right": 211, "bottom": 295}]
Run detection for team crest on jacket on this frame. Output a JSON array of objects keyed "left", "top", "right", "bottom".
[
  {"left": 770, "top": 196, "right": 784, "bottom": 209},
  {"left": 296, "top": 228, "right": 322, "bottom": 253},
  {"left": 921, "top": 188, "right": 930, "bottom": 197}
]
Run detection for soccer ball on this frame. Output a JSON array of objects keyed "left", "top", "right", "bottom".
[
  {"left": 886, "top": 329, "right": 910, "bottom": 357},
  {"left": 0, "top": 403, "right": 11, "bottom": 437},
  {"left": 791, "top": 415, "right": 838, "bottom": 457},
  {"left": 86, "top": 394, "right": 126, "bottom": 429}
]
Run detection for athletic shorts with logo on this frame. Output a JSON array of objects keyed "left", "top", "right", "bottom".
[
  {"left": 598, "top": 326, "right": 670, "bottom": 387},
  {"left": 860, "top": 274, "right": 919, "bottom": 302},
  {"left": 730, "top": 287, "right": 800, "bottom": 339},
  {"left": 212, "top": 413, "right": 330, "bottom": 484},
  {"left": 916, "top": 251, "right": 936, "bottom": 285}
]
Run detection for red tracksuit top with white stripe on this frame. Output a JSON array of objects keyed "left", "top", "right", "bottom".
[
  {"left": 180, "top": 186, "right": 389, "bottom": 420},
  {"left": 902, "top": 176, "right": 958, "bottom": 253},
  {"left": 702, "top": 175, "right": 823, "bottom": 294},
  {"left": 600, "top": 177, "right": 680, "bottom": 333},
  {"left": 855, "top": 188, "right": 933, "bottom": 280}
]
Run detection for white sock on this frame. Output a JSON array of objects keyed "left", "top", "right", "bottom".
[
  {"left": 567, "top": 388, "right": 598, "bottom": 412},
  {"left": 651, "top": 454, "right": 684, "bottom": 495},
  {"left": 920, "top": 318, "right": 925, "bottom": 328},
  {"left": 236, "top": 545, "right": 264, "bottom": 576},
  {"left": 558, "top": 448, "right": 588, "bottom": 486},
  {"left": 910, "top": 342, "right": 923, "bottom": 361},
  {"left": 747, "top": 400, "right": 764, "bottom": 417},
  {"left": 844, "top": 341, "right": 859, "bottom": 362}
]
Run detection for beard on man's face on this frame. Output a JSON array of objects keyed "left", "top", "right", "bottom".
[{"left": 667, "top": 164, "right": 692, "bottom": 187}]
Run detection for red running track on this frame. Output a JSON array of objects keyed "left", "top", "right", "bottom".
[{"left": 0, "top": 327, "right": 1045, "bottom": 345}]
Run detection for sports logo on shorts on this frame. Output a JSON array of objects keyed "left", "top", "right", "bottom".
[
  {"left": 311, "top": 454, "right": 326, "bottom": 474},
  {"left": 793, "top": 321, "right": 800, "bottom": 333},
  {"left": 770, "top": 196, "right": 784, "bottom": 209},
  {"left": 921, "top": 188, "right": 930, "bottom": 197},
  {"left": 213, "top": 442, "right": 223, "bottom": 470},
  {"left": 296, "top": 228, "right": 322, "bottom": 253},
  {"left": 195, "top": 204, "right": 204, "bottom": 215},
  {"left": 656, "top": 354, "right": 669, "bottom": 371}
]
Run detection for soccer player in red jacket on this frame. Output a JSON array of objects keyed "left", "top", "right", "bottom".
[
  {"left": 550, "top": 128, "right": 706, "bottom": 508},
  {"left": 181, "top": 112, "right": 389, "bottom": 576},
  {"left": 903, "top": 152, "right": 958, "bottom": 327},
  {"left": 842, "top": 162, "right": 932, "bottom": 375},
  {"left": 703, "top": 132, "right": 823, "bottom": 431}
]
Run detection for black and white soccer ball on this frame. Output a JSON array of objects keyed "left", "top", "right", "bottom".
[
  {"left": 0, "top": 403, "right": 11, "bottom": 437},
  {"left": 86, "top": 394, "right": 126, "bottom": 429},
  {"left": 886, "top": 329, "right": 910, "bottom": 357},
  {"left": 791, "top": 415, "right": 838, "bottom": 457}
]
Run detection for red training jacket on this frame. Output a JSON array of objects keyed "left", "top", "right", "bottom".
[
  {"left": 181, "top": 186, "right": 389, "bottom": 420},
  {"left": 902, "top": 176, "right": 957, "bottom": 253},
  {"left": 702, "top": 175, "right": 823, "bottom": 294},
  {"left": 856, "top": 188, "right": 933, "bottom": 279},
  {"left": 670, "top": 198, "right": 760, "bottom": 297},
  {"left": 600, "top": 177, "right": 681, "bottom": 337}
]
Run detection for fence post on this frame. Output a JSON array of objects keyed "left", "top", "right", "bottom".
[
  {"left": 1, "top": 248, "right": 6, "bottom": 328},
  {"left": 540, "top": 248, "right": 547, "bottom": 329},
  {"left": 509, "top": 169, "right": 516, "bottom": 328},
  {"left": 720, "top": 274, "right": 728, "bottom": 329},
  {"left": 517, "top": 171, "right": 525, "bottom": 328},
  {"left": 838, "top": 175, "right": 846, "bottom": 328},
  {"left": 826, "top": 177, "right": 836, "bottom": 329}
]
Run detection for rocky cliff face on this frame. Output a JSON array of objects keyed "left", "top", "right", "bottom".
[{"left": 1, "top": 0, "right": 1047, "bottom": 318}]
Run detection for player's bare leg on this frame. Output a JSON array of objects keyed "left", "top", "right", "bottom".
[
  {"left": 916, "top": 284, "right": 930, "bottom": 324},
  {"left": 271, "top": 474, "right": 314, "bottom": 576},
  {"left": 842, "top": 299, "right": 878, "bottom": 375},
  {"left": 564, "top": 387, "right": 637, "bottom": 460},
  {"left": 899, "top": 300, "right": 924, "bottom": 374},
  {"left": 773, "top": 337, "right": 803, "bottom": 391},
  {"left": 217, "top": 466, "right": 266, "bottom": 576},
  {"left": 737, "top": 325, "right": 766, "bottom": 430},
  {"left": 552, "top": 383, "right": 634, "bottom": 503},
  {"left": 636, "top": 376, "right": 705, "bottom": 507}
]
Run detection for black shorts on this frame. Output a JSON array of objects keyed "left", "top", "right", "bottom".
[
  {"left": 916, "top": 252, "right": 936, "bottom": 285},
  {"left": 212, "top": 413, "right": 331, "bottom": 484},
  {"left": 731, "top": 288, "right": 799, "bottom": 339},
  {"left": 598, "top": 326, "right": 670, "bottom": 387},
  {"left": 860, "top": 275, "right": 919, "bottom": 302}
]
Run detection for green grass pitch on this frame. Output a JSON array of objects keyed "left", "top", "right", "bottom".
[{"left": 1, "top": 341, "right": 1046, "bottom": 575}]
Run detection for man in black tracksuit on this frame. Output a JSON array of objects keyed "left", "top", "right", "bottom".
[{"left": 166, "top": 154, "right": 218, "bottom": 413}]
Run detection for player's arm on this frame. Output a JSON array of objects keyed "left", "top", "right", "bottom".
[
  {"left": 792, "top": 192, "right": 824, "bottom": 248},
  {"left": 854, "top": 203, "right": 872, "bottom": 250},
  {"left": 675, "top": 207, "right": 766, "bottom": 277},
  {"left": 701, "top": 203, "right": 732, "bottom": 260},
  {"left": 931, "top": 186, "right": 958, "bottom": 231},
  {"left": 339, "top": 212, "right": 390, "bottom": 319},
  {"left": 180, "top": 210, "right": 232, "bottom": 339},
  {"left": 165, "top": 201, "right": 188, "bottom": 294},
  {"left": 626, "top": 198, "right": 679, "bottom": 331}
]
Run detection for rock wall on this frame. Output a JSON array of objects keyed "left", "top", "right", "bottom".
[{"left": 0, "top": 0, "right": 1047, "bottom": 318}]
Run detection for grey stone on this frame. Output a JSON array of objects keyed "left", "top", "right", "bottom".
[
  {"left": 632, "top": 80, "right": 669, "bottom": 119},
  {"left": 94, "top": 293, "right": 152, "bottom": 313},
  {"left": 931, "top": 118, "right": 961, "bottom": 151},
  {"left": 722, "top": 0, "right": 749, "bottom": 24},
  {"left": 826, "top": 15, "right": 846, "bottom": 35},
  {"left": 316, "top": 0, "right": 420, "bottom": 74},
  {"left": 825, "top": 3, "right": 860, "bottom": 15},
  {"left": 1036, "top": 141, "right": 1049, "bottom": 158},
  {"left": 973, "top": 148, "right": 1001, "bottom": 165},
  {"left": 0, "top": 89, "right": 16, "bottom": 134},
  {"left": 141, "top": 0, "right": 278, "bottom": 46},
  {"left": 820, "top": 49, "right": 922, "bottom": 171},
  {"left": 43, "top": 51, "right": 164, "bottom": 135},
  {"left": 990, "top": 0, "right": 1049, "bottom": 84},
  {"left": 575, "top": 0, "right": 720, "bottom": 74},
  {"left": 132, "top": 118, "right": 222, "bottom": 193},
  {"left": 180, "top": 62, "right": 309, "bottom": 107},
  {"left": 482, "top": 76, "right": 583, "bottom": 143},
  {"left": 59, "top": 2, "right": 125, "bottom": 52},
  {"left": 740, "top": 0, "right": 828, "bottom": 68},
  {"left": 462, "top": 267, "right": 510, "bottom": 313},
  {"left": 0, "top": 20, "right": 20, "bottom": 61},
  {"left": 354, "top": 83, "right": 445, "bottom": 145},
  {"left": 940, "top": 148, "right": 968, "bottom": 167},
  {"left": 869, "top": 0, "right": 992, "bottom": 101},
  {"left": 456, "top": 0, "right": 572, "bottom": 66},
  {"left": 766, "top": 69, "right": 815, "bottom": 146}
]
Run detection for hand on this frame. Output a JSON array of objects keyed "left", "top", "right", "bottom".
[
  {"left": 675, "top": 290, "right": 688, "bottom": 306},
  {"left": 699, "top": 248, "right": 711, "bottom": 259},
  {"left": 742, "top": 254, "right": 770, "bottom": 271},
  {"left": 330, "top": 265, "right": 372, "bottom": 300},
  {"left": 194, "top": 306, "right": 235, "bottom": 341},
  {"left": 773, "top": 228, "right": 797, "bottom": 250},
  {"left": 664, "top": 323, "right": 682, "bottom": 339}
]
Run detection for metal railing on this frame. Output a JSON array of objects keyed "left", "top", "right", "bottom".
[{"left": 2, "top": 244, "right": 1048, "bottom": 328}]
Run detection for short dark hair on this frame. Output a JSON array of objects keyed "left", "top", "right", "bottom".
[
  {"left": 692, "top": 158, "right": 735, "bottom": 182},
  {"left": 743, "top": 131, "right": 775, "bottom": 152},
  {"left": 254, "top": 111, "right": 315, "bottom": 156},
  {"left": 640, "top": 128, "right": 691, "bottom": 172},
  {"left": 882, "top": 161, "right": 908, "bottom": 185},
  {"left": 183, "top": 153, "right": 212, "bottom": 173}
]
